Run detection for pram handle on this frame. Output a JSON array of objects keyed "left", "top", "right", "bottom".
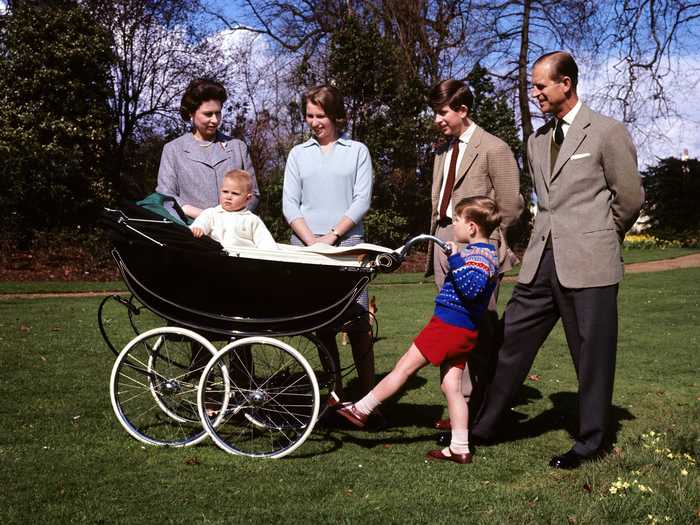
[
  {"left": 373, "top": 234, "right": 451, "bottom": 273},
  {"left": 398, "top": 234, "right": 452, "bottom": 258}
]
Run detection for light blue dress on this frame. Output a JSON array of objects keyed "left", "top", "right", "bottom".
[{"left": 282, "top": 134, "right": 374, "bottom": 313}]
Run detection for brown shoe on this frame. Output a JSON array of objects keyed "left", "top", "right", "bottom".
[
  {"left": 434, "top": 418, "right": 451, "bottom": 430},
  {"left": 426, "top": 448, "right": 473, "bottom": 464},
  {"left": 336, "top": 402, "right": 368, "bottom": 429}
]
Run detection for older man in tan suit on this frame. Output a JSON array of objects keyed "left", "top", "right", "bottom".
[
  {"left": 472, "top": 51, "right": 643, "bottom": 469},
  {"left": 427, "top": 79, "right": 523, "bottom": 432}
]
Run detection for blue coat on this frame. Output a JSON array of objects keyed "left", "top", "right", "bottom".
[{"left": 156, "top": 131, "right": 259, "bottom": 211}]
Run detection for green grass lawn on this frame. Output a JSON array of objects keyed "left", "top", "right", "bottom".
[
  {"left": 0, "top": 280, "right": 126, "bottom": 294},
  {"left": 1, "top": 269, "right": 698, "bottom": 524},
  {"left": 620, "top": 246, "right": 699, "bottom": 265}
]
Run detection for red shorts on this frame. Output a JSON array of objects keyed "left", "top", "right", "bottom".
[{"left": 414, "top": 316, "right": 478, "bottom": 370}]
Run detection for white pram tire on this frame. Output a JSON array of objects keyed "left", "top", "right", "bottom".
[
  {"left": 198, "top": 336, "right": 320, "bottom": 459},
  {"left": 110, "top": 327, "right": 227, "bottom": 447}
]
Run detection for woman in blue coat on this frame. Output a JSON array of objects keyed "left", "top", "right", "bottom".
[
  {"left": 283, "top": 84, "right": 375, "bottom": 402},
  {"left": 156, "top": 78, "right": 259, "bottom": 218}
]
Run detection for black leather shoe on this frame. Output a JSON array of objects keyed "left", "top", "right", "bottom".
[{"left": 549, "top": 449, "right": 602, "bottom": 469}]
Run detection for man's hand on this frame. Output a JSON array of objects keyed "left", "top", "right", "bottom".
[{"left": 191, "top": 227, "right": 205, "bottom": 238}]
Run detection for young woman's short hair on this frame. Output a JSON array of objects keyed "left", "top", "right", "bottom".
[
  {"left": 179, "top": 78, "right": 228, "bottom": 121},
  {"left": 429, "top": 79, "right": 474, "bottom": 113},
  {"left": 454, "top": 196, "right": 502, "bottom": 237},
  {"left": 224, "top": 169, "right": 253, "bottom": 194},
  {"left": 302, "top": 85, "right": 347, "bottom": 130}
]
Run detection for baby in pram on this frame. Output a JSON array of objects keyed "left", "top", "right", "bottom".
[{"left": 190, "top": 169, "right": 279, "bottom": 250}]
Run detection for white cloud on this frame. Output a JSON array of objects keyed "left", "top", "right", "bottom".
[{"left": 578, "top": 54, "right": 700, "bottom": 168}]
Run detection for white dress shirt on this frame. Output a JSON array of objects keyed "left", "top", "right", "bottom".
[
  {"left": 555, "top": 99, "right": 582, "bottom": 141},
  {"left": 438, "top": 121, "right": 477, "bottom": 219}
]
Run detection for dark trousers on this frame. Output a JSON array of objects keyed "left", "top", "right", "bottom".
[{"left": 472, "top": 248, "right": 618, "bottom": 456}]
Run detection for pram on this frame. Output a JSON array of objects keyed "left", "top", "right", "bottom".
[{"left": 98, "top": 201, "right": 449, "bottom": 458}]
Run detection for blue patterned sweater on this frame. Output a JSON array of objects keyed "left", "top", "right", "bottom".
[{"left": 434, "top": 242, "right": 499, "bottom": 330}]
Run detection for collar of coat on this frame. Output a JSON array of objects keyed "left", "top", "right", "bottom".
[
  {"left": 181, "top": 131, "right": 234, "bottom": 167},
  {"left": 301, "top": 133, "right": 352, "bottom": 148}
]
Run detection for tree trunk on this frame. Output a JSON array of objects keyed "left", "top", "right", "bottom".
[{"left": 517, "top": 0, "right": 533, "bottom": 166}]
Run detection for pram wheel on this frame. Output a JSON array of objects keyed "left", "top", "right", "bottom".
[
  {"left": 110, "top": 327, "right": 228, "bottom": 447},
  {"left": 277, "top": 334, "right": 337, "bottom": 417},
  {"left": 198, "top": 337, "right": 320, "bottom": 459}
]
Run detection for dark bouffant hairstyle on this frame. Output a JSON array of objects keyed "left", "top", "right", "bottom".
[
  {"left": 429, "top": 79, "right": 474, "bottom": 113},
  {"left": 534, "top": 51, "right": 579, "bottom": 88},
  {"left": 302, "top": 85, "right": 347, "bottom": 129},
  {"left": 179, "top": 78, "right": 227, "bottom": 121},
  {"left": 454, "top": 196, "right": 502, "bottom": 237}
]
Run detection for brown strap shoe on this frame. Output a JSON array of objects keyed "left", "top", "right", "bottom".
[
  {"left": 336, "top": 402, "right": 368, "bottom": 429},
  {"left": 426, "top": 448, "right": 473, "bottom": 464}
]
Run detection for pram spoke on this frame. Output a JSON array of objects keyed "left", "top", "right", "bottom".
[
  {"left": 110, "top": 327, "right": 228, "bottom": 447},
  {"left": 276, "top": 334, "right": 337, "bottom": 418},
  {"left": 198, "top": 337, "right": 320, "bottom": 458}
]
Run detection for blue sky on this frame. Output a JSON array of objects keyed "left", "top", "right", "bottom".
[{"left": 2, "top": 0, "right": 696, "bottom": 167}]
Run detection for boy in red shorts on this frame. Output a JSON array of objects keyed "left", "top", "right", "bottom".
[{"left": 337, "top": 196, "right": 500, "bottom": 464}]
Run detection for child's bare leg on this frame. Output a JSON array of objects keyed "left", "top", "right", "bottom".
[
  {"left": 339, "top": 344, "right": 428, "bottom": 425},
  {"left": 371, "top": 344, "right": 428, "bottom": 404},
  {"left": 442, "top": 364, "right": 470, "bottom": 454}
]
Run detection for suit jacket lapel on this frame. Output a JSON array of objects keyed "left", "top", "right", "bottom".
[
  {"left": 550, "top": 104, "right": 592, "bottom": 183},
  {"left": 435, "top": 150, "right": 447, "bottom": 186},
  {"left": 432, "top": 148, "right": 447, "bottom": 207}
]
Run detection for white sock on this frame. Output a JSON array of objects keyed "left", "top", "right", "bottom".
[
  {"left": 354, "top": 391, "right": 380, "bottom": 416},
  {"left": 449, "top": 429, "right": 470, "bottom": 454}
]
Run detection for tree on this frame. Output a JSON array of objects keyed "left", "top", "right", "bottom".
[
  {"left": 642, "top": 156, "right": 700, "bottom": 241},
  {"left": 469, "top": 1, "right": 700, "bottom": 155},
  {"left": 327, "top": 15, "right": 433, "bottom": 244},
  {"left": 465, "top": 1, "right": 599, "bottom": 155},
  {"left": 467, "top": 63, "right": 532, "bottom": 251},
  {"left": 87, "top": 0, "right": 230, "bottom": 197},
  {"left": 0, "top": 0, "right": 114, "bottom": 240}
]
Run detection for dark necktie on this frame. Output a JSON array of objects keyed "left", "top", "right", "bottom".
[
  {"left": 439, "top": 140, "right": 460, "bottom": 221},
  {"left": 550, "top": 119, "right": 564, "bottom": 175},
  {"left": 554, "top": 118, "right": 564, "bottom": 145}
]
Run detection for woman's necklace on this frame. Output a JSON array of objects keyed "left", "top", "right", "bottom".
[{"left": 193, "top": 131, "right": 216, "bottom": 148}]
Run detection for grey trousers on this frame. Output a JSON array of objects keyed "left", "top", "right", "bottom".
[{"left": 472, "top": 247, "right": 618, "bottom": 455}]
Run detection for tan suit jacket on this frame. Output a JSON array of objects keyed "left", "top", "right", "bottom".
[
  {"left": 428, "top": 125, "right": 523, "bottom": 274},
  {"left": 520, "top": 103, "right": 642, "bottom": 288}
]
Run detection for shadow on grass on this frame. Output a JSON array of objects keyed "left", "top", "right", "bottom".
[
  {"left": 310, "top": 402, "right": 446, "bottom": 453},
  {"left": 490, "top": 388, "right": 635, "bottom": 450}
]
